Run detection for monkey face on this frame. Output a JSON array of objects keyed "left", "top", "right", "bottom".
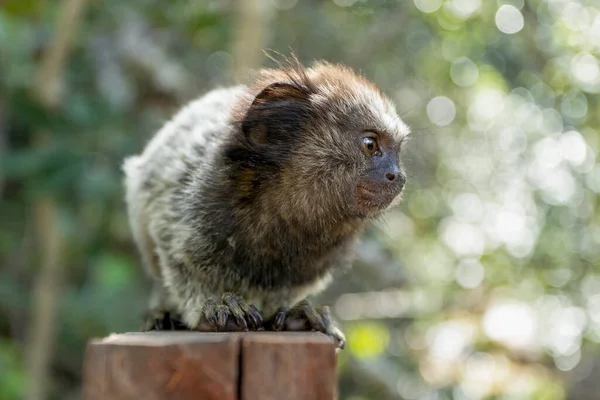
[
  {"left": 231, "top": 58, "right": 410, "bottom": 225},
  {"left": 282, "top": 110, "right": 408, "bottom": 222},
  {"left": 354, "top": 130, "right": 406, "bottom": 214},
  {"left": 299, "top": 95, "right": 409, "bottom": 220}
]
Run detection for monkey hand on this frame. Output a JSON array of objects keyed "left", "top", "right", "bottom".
[
  {"left": 190, "top": 293, "right": 263, "bottom": 332},
  {"left": 267, "top": 300, "right": 346, "bottom": 349}
]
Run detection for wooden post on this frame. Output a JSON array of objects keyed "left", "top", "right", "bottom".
[{"left": 82, "top": 332, "right": 337, "bottom": 400}]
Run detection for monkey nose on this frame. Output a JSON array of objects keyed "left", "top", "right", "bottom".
[{"left": 385, "top": 169, "right": 406, "bottom": 189}]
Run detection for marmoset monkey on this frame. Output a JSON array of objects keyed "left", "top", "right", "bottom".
[{"left": 123, "top": 55, "right": 409, "bottom": 348}]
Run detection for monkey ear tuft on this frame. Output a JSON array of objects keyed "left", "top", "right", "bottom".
[
  {"left": 252, "top": 82, "right": 310, "bottom": 105},
  {"left": 242, "top": 82, "right": 312, "bottom": 145}
]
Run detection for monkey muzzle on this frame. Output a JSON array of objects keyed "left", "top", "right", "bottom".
[{"left": 356, "top": 176, "right": 404, "bottom": 211}]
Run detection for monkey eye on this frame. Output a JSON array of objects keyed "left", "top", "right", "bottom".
[{"left": 362, "top": 137, "right": 380, "bottom": 156}]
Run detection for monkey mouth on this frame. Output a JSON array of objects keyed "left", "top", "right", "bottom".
[{"left": 356, "top": 184, "right": 400, "bottom": 211}]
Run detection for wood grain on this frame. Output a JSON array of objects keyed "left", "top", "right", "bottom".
[
  {"left": 240, "top": 332, "right": 337, "bottom": 400},
  {"left": 83, "top": 332, "right": 240, "bottom": 400},
  {"left": 82, "top": 332, "right": 337, "bottom": 400}
]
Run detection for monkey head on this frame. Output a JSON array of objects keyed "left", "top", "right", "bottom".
[{"left": 229, "top": 57, "right": 409, "bottom": 230}]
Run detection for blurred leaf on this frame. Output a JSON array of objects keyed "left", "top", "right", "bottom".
[
  {"left": 0, "top": 0, "right": 43, "bottom": 17},
  {"left": 0, "top": 339, "right": 27, "bottom": 400},
  {"left": 0, "top": 147, "right": 65, "bottom": 179},
  {"left": 8, "top": 89, "right": 69, "bottom": 132},
  {"left": 94, "top": 253, "right": 135, "bottom": 291},
  {"left": 532, "top": 381, "right": 565, "bottom": 400}
]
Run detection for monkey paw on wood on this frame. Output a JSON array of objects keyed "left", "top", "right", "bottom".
[
  {"left": 144, "top": 293, "right": 263, "bottom": 333},
  {"left": 197, "top": 293, "right": 263, "bottom": 332},
  {"left": 143, "top": 299, "right": 345, "bottom": 349},
  {"left": 268, "top": 300, "right": 346, "bottom": 349}
]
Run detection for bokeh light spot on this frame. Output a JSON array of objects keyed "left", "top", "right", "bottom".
[
  {"left": 483, "top": 302, "right": 537, "bottom": 350},
  {"left": 445, "top": 0, "right": 482, "bottom": 20},
  {"left": 427, "top": 96, "right": 456, "bottom": 126},
  {"left": 455, "top": 258, "right": 485, "bottom": 289},
  {"left": 561, "top": 90, "right": 588, "bottom": 119},
  {"left": 571, "top": 52, "right": 600, "bottom": 85},
  {"left": 495, "top": 5, "right": 524, "bottom": 34},
  {"left": 414, "top": 0, "right": 443, "bottom": 14},
  {"left": 440, "top": 219, "right": 485, "bottom": 256},
  {"left": 427, "top": 320, "right": 475, "bottom": 361},
  {"left": 560, "top": 130, "right": 588, "bottom": 167},
  {"left": 451, "top": 57, "right": 479, "bottom": 87}
]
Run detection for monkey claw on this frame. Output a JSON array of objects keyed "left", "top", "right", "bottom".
[
  {"left": 269, "top": 300, "right": 346, "bottom": 349},
  {"left": 142, "top": 297, "right": 344, "bottom": 349},
  {"left": 196, "top": 293, "right": 263, "bottom": 332}
]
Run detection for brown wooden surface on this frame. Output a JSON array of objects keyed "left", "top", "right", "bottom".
[
  {"left": 82, "top": 332, "right": 240, "bottom": 400},
  {"left": 82, "top": 332, "right": 337, "bottom": 400},
  {"left": 240, "top": 333, "right": 337, "bottom": 400}
]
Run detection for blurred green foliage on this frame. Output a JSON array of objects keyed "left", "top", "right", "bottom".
[{"left": 1, "top": 0, "right": 600, "bottom": 399}]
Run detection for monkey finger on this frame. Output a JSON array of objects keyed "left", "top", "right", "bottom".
[
  {"left": 293, "top": 301, "right": 326, "bottom": 333},
  {"left": 271, "top": 308, "right": 288, "bottom": 331},
  {"left": 246, "top": 305, "right": 264, "bottom": 330},
  {"left": 222, "top": 293, "right": 251, "bottom": 331},
  {"left": 202, "top": 298, "right": 219, "bottom": 327},
  {"left": 222, "top": 293, "right": 263, "bottom": 331},
  {"left": 315, "top": 307, "right": 332, "bottom": 335},
  {"left": 142, "top": 309, "right": 166, "bottom": 332},
  {"left": 216, "top": 304, "right": 230, "bottom": 329},
  {"left": 234, "top": 313, "right": 249, "bottom": 331},
  {"left": 222, "top": 293, "right": 244, "bottom": 315},
  {"left": 317, "top": 306, "right": 345, "bottom": 349},
  {"left": 331, "top": 327, "right": 346, "bottom": 350}
]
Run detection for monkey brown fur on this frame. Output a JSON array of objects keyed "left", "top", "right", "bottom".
[{"left": 123, "top": 55, "right": 410, "bottom": 347}]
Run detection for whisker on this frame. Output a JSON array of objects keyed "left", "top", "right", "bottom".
[{"left": 396, "top": 105, "right": 418, "bottom": 119}]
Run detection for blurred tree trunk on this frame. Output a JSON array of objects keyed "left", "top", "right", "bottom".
[
  {"left": 231, "top": 0, "right": 273, "bottom": 81},
  {"left": 26, "top": 0, "right": 89, "bottom": 399}
]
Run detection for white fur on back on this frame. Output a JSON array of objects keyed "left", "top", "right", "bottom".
[{"left": 123, "top": 86, "right": 245, "bottom": 279}]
